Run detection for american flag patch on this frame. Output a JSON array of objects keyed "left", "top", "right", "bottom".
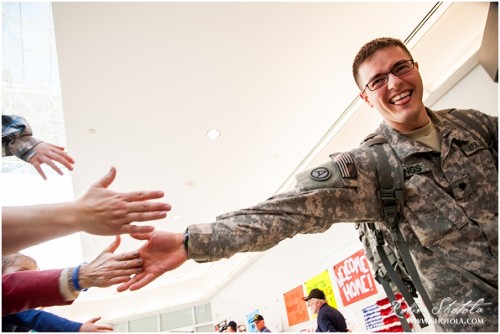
[{"left": 334, "top": 153, "right": 357, "bottom": 178}]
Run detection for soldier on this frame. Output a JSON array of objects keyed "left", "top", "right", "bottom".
[{"left": 119, "top": 37, "right": 498, "bottom": 332}]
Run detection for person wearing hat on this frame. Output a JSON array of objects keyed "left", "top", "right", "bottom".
[
  {"left": 224, "top": 321, "right": 237, "bottom": 332},
  {"left": 303, "top": 288, "right": 348, "bottom": 332},
  {"left": 251, "top": 314, "right": 271, "bottom": 332}
]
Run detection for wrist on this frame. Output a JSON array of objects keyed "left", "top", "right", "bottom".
[
  {"left": 183, "top": 228, "right": 189, "bottom": 255},
  {"left": 72, "top": 263, "right": 89, "bottom": 291}
]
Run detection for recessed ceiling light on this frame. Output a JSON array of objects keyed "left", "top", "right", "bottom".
[
  {"left": 206, "top": 129, "right": 221, "bottom": 139},
  {"left": 88, "top": 128, "right": 96, "bottom": 134}
]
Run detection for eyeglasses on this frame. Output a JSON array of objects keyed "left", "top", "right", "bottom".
[{"left": 363, "top": 59, "right": 415, "bottom": 92}]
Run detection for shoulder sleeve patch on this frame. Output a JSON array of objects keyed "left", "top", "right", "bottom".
[
  {"left": 296, "top": 160, "right": 349, "bottom": 192},
  {"left": 333, "top": 153, "right": 357, "bottom": 179}
]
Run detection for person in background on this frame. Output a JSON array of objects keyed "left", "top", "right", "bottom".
[
  {"left": 2, "top": 114, "right": 75, "bottom": 180},
  {"left": 225, "top": 321, "right": 238, "bottom": 332},
  {"left": 303, "top": 288, "right": 347, "bottom": 332},
  {"left": 2, "top": 236, "right": 142, "bottom": 315},
  {"left": 251, "top": 314, "right": 270, "bottom": 333}
]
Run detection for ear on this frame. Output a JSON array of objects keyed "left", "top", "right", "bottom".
[{"left": 359, "top": 91, "right": 373, "bottom": 108}]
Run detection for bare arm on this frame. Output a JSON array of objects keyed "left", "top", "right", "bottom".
[{"left": 2, "top": 167, "right": 171, "bottom": 254}]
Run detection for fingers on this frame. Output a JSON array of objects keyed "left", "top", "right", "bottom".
[
  {"left": 87, "top": 317, "right": 102, "bottom": 324},
  {"left": 129, "top": 232, "right": 153, "bottom": 241},
  {"left": 102, "top": 235, "right": 121, "bottom": 254},
  {"left": 122, "top": 190, "right": 167, "bottom": 202},
  {"left": 33, "top": 164, "right": 48, "bottom": 180},
  {"left": 130, "top": 273, "right": 157, "bottom": 291},
  {"left": 116, "top": 272, "right": 156, "bottom": 292},
  {"left": 120, "top": 224, "right": 155, "bottom": 235},
  {"left": 94, "top": 167, "right": 116, "bottom": 189},
  {"left": 45, "top": 159, "right": 64, "bottom": 176}
]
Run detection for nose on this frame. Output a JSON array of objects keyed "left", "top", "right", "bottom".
[{"left": 386, "top": 72, "right": 404, "bottom": 90}]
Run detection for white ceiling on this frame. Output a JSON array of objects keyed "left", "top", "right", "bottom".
[{"left": 49, "top": 1, "right": 491, "bottom": 320}]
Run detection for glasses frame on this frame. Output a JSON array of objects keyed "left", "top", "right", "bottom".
[{"left": 362, "top": 59, "right": 415, "bottom": 92}]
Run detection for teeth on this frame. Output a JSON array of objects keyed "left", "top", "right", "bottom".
[{"left": 390, "top": 91, "right": 411, "bottom": 103}]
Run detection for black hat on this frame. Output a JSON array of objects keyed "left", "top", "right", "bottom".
[
  {"left": 303, "top": 288, "right": 326, "bottom": 301},
  {"left": 227, "top": 321, "right": 237, "bottom": 331},
  {"left": 251, "top": 314, "right": 264, "bottom": 323}
]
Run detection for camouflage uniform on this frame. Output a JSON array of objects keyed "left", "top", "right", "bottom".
[
  {"left": 2, "top": 114, "right": 42, "bottom": 161},
  {"left": 187, "top": 108, "right": 498, "bottom": 332}
]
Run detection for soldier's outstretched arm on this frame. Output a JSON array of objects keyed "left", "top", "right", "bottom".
[{"left": 117, "top": 231, "right": 187, "bottom": 292}]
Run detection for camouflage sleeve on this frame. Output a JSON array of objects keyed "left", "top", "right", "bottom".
[
  {"left": 2, "top": 115, "right": 42, "bottom": 161},
  {"left": 187, "top": 151, "right": 382, "bottom": 262}
]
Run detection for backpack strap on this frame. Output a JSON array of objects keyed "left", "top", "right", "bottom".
[{"left": 362, "top": 134, "right": 434, "bottom": 330}]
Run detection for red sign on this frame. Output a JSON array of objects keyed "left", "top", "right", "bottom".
[{"left": 333, "top": 249, "right": 378, "bottom": 306}]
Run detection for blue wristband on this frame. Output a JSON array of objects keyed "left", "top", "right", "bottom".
[{"left": 72, "top": 263, "right": 88, "bottom": 292}]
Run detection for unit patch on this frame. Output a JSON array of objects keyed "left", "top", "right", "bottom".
[
  {"left": 403, "top": 163, "right": 430, "bottom": 178},
  {"left": 333, "top": 153, "right": 357, "bottom": 179},
  {"left": 310, "top": 167, "right": 331, "bottom": 181}
]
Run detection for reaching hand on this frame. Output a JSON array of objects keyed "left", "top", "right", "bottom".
[
  {"left": 79, "top": 236, "right": 143, "bottom": 289},
  {"left": 29, "top": 142, "right": 75, "bottom": 180},
  {"left": 116, "top": 231, "right": 188, "bottom": 292},
  {"left": 79, "top": 316, "right": 113, "bottom": 332},
  {"left": 74, "top": 167, "right": 172, "bottom": 235}
]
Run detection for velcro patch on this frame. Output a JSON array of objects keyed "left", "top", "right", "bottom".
[
  {"left": 402, "top": 162, "right": 430, "bottom": 178},
  {"left": 460, "top": 141, "right": 485, "bottom": 156},
  {"left": 333, "top": 153, "right": 357, "bottom": 178}
]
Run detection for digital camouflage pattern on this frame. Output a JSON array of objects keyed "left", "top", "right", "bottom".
[
  {"left": 187, "top": 108, "right": 498, "bottom": 331},
  {"left": 2, "top": 114, "right": 42, "bottom": 161}
]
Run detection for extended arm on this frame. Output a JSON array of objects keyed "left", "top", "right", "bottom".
[{"left": 2, "top": 166, "right": 171, "bottom": 254}]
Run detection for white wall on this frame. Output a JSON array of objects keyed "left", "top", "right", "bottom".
[{"left": 210, "top": 62, "right": 498, "bottom": 332}]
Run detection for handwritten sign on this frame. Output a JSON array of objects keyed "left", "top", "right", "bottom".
[
  {"left": 334, "top": 249, "right": 378, "bottom": 306},
  {"left": 304, "top": 270, "right": 337, "bottom": 309},
  {"left": 284, "top": 285, "right": 309, "bottom": 326}
]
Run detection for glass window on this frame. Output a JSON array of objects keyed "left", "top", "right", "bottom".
[
  {"left": 194, "top": 303, "right": 212, "bottom": 323},
  {"left": 112, "top": 322, "right": 127, "bottom": 332},
  {"left": 129, "top": 316, "right": 158, "bottom": 332},
  {"left": 161, "top": 308, "right": 193, "bottom": 331},
  {"left": 196, "top": 324, "right": 215, "bottom": 332}
]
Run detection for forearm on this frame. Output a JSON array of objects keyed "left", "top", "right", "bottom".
[
  {"left": 2, "top": 269, "right": 75, "bottom": 315},
  {"left": 2, "top": 203, "right": 80, "bottom": 254},
  {"left": 13, "top": 309, "right": 83, "bottom": 332}
]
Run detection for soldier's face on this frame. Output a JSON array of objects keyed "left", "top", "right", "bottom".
[{"left": 358, "top": 46, "right": 427, "bottom": 133}]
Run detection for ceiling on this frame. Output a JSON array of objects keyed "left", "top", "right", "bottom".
[{"left": 49, "top": 1, "right": 491, "bottom": 320}]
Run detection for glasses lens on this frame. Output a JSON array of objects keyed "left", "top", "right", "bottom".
[
  {"left": 368, "top": 75, "right": 388, "bottom": 91},
  {"left": 392, "top": 60, "right": 414, "bottom": 76}
]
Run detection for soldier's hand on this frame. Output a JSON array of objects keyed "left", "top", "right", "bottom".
[{"left": 116, "top": 231, "right": 187, "bottom": 292}]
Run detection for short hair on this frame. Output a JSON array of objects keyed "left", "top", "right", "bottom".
[
  {"left": 352, "top": 37, "right": 413, "bottom": 89},
  {"left": 2, "top": 253, "right": 38, "bottom": 272}
]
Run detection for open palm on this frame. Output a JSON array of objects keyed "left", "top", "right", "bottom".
[{"left": 117, "top": 231, "right": 188, "bottom": 292}]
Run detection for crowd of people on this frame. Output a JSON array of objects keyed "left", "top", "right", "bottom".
[{"left": 2, "top": 35, "right": 497, "bottom": 332}]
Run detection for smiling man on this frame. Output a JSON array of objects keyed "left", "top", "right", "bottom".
[{"left": 121, "top": 37, "right": 498, "bottom": 332}]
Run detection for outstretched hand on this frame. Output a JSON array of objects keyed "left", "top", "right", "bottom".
[
  {"left": 79, "top": 236, "right": 143, "bottom": 289},
  {"left": 117, "top": 231, "right": 188, "bottom": 292},
  {"left": 29, "top": 142, "right": 75, "bottom": 180},
  {"left": 79, "top": 316, "right": 113, "bottom": 332},
  {"left": 75, "top": 167, "right": 172, "bottom": 235}
]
